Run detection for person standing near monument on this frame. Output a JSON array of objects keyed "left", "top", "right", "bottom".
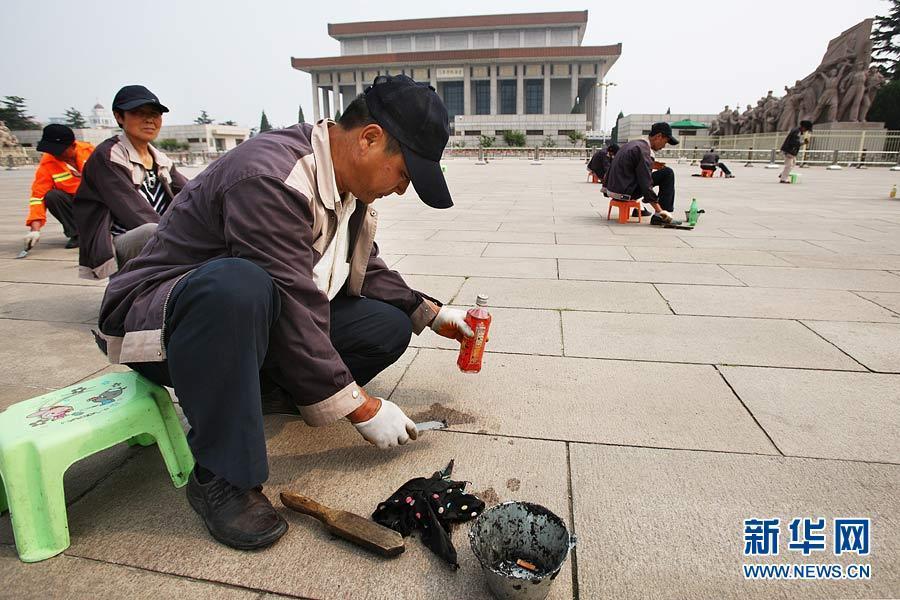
[
  {"left": 23, "top": 124, "right": 93, "bottom": 252},
  {"left": 779, "top": 120, "right": 813, "bottom": 183}
]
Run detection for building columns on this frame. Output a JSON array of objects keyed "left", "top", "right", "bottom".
[
  {"left": 543, "top": 68, "right": 550, "bottom": 115},
  {"left": 322, "top": 85, "right": 331, "bottom": 120},
  {"left": 570, "top": 65, "right": 579, "bottom": 112},
  {"left": 463, "top": 66, "right": 471, "bottom": 116},
  {"left": 312, "top": 79, "right": 321, "bottom": 122},
  {"left": 594, "top": 74, "right": 604, "bottom": 133},
  {"left": 356, "top": 70, "right": 364, "bottom": 96},
  {"left": 516, "top": 64, "right": 524, "bottom": 114},
  {"left": 332, "top": 79, "right": 341, "bottom": 117},
  {"left": 489, "top": 66, "right": 497, "bottom": 115}
]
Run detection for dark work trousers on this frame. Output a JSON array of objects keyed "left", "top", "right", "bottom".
[
  {"left": 129, "top": 257, "right": 413, "bottom": 490},
  {"left": 42, "top": 190, "right": 78, "bottom": 238},
  {"left": 627, "top": 167, "right": 676, "bottom": 212}
]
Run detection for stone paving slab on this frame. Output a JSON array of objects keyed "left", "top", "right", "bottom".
[
  {"left": 802, "top": 321, "right": 900, "bottom": 373},
  {"left": 680, "top": 236, "right": 830, "bottom": 253},
  {"left": 455, "top": 277, "right": 671, "bottom": 313},
  {"left": 722, "top": 265, "right": 900, "bottom": 292},
  {"left": 561, "top": 312, "right": 863, "bottom": 370},
  {"left": 410, "top": 306, "right": 563, "bottom": 356},
  {"left": 773, "top": 252, "right": 900, "bottom": 270},
  {"left": 0, "top": 547, "right": 263, "bottom": 600},
  {"left": 557, "top": 232, "right": 691, "bottom": 247},
  {"left": 0, "top": 282, "right": 104, "bottom": 324},
  {"left": 559, "top": 260, "right": 744, "bottom": 286},
  {"left": 61, "top": 426, "right": 572, "bottom": 600},
  {"left": 0, "top": 258, "right": 105, "bottom": 287},
  {"left": 856, "top": 291, "right": 900, "bottom": 314},
  {"left": 657, "top": 284, "right": 900, "bottom": 322},
  {"left": 429, "top": 229, "right": 557, "bottom": 244},
  {"left": 482, "top": 242, "right": 631, "bottom": 261},
  {"left": 0, "top": 319, "right": 109, "bottom": 388},
  {"left": 373, "top": 229, "right": 438, "bottom": 240},
  {"left": 719, "top": 367, "right": 900, "bottom": 463},
  {"left": 571, "top": 444, "right": 900, "bottom": 600},
  {"left": 627, "top": 246, "right": 791, "bottom": 266},
  {"left": 394, "top": 255, "right": 558, "bottom": 279},
  {"left": 374, "top": 239, "right": 487, "bottom": 257},
  {"left": 392, "top": 349, "right": 777, "bottom": 454}
]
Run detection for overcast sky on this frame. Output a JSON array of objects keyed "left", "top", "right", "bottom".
[{"left": 2, "top": 0, "right": 888, "bottom": 130}]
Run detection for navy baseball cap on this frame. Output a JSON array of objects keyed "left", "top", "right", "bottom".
[
  {"left": 650, "top": 122, "right": 679, "bottom": 145},
  {"left": 37, "top": 124, "right": 75, "bottom": 156},
  {"left": 364, "top": 74, "right": 452, "bottom": 209},
  {"left": 112, "top": 85, "right": 169, "bottom": 113}
]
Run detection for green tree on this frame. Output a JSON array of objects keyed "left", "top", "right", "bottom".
[
  {"left": 63, "top": 107, "right": 86, "bottom": 129},
  {"left": 867, "top": 79, "right": 900, "bottom": 129},
  {"left": 298, "top": 104, "right": 306, "bottom": 123},
  {"left": 194, "top": 110, "right": 214, "bottom": 124},
  {"left": 502, "top": 130, "right": 526, "bottom": 147},
  {"left": 219, "top": 120, "right": 237, "bottom": 126},
  {"left": 0, "top": 96, "right": 41, "bottom": 130},
  {"left": 542, "top": 135, "right": 557, "bottom": 147},
  {"left": 259, "top": 110, "right": 272, "bottom": 132},
  {"left": 872, "top": 0, "right": 900, "bottom": 80},
  {"left": 158, "top": 138, "right": 189, "bottom": 151},
  {"left": 610, "top": 111, "right": 624, "bottom": 143},
  {"left": 334, "top": 109, "right": 342, "bottom": 121},
  {"left": 478, "top": 135, "right": 495, "bottom": 148},
  {"left": 567, "top": 130, "right": 586, "bottom": 147}
]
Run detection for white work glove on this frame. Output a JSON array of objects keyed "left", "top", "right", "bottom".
[
  {"left": 430, "top": 307, "right": 474, "bottom": 341},
  {"left": 353, "top": 399, "right": 418, "bottom": 449},
  {"left": 24, "top": 230, "right": 40, "bottom": 251}
]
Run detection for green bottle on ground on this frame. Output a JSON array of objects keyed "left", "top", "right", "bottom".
[{"left": 688, "top": 198, "right": 699, "bottom": 226}]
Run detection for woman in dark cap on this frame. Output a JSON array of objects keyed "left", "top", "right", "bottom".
[{"left": 74, "top": 85, "right": 187, "bottom": 279}]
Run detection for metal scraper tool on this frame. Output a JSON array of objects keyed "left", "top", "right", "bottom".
[{"left": 415, "top": 420, "right": 448, "bottom": 434}]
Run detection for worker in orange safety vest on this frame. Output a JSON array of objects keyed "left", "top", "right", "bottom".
[{"left": 24, "top": 124, "right": 94, "bottom": 252}]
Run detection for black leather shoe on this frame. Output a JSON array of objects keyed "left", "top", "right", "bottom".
[
  {"left": 65, "top": 236, "right": 79, "bottom": 249},
  {"left": 186, "top": 470, "right": 288, "bottom": 550}
]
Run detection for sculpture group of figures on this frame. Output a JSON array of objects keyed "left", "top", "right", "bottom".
[
  {"left": 709, "top": 28, "right": 887, "bottom": 138},
  {"left": 0, "top": 121, "right": 22, "bottom": 149}
]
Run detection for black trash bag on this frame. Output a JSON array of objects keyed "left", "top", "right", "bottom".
[{"left": 373, "top": 460, "right": 484, "bottom": 569}]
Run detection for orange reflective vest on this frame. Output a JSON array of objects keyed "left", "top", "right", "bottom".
[{"left": 27, "top": 141, "right": 95, "bottom": 226}]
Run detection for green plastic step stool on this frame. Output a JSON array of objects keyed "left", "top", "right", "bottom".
[{"left": 0, "top": 371, "right": 194, "bottom": 562}]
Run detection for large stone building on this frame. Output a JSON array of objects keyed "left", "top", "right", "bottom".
[{"left": 291, "top": 11, "right": 621, "bottom": 147}]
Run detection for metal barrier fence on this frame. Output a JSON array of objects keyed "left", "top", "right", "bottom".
[{"left": 654, "top": 147, "right": 900, "bottom": 167}]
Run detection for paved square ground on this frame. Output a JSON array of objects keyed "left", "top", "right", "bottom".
[{"left": 1, "top": 159, "right": 898, "bottom": 599}]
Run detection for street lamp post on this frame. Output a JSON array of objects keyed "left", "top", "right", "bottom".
[{"left": 595, "top": 81, "right": 617, "bottom": 146}]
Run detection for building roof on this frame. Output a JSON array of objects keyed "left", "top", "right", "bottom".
[
  {"left": 291, "top": 44, "right": 621, "bottom": 71},
  {"left": 328, "top": 11, "right": 588, "bottom": 37}
]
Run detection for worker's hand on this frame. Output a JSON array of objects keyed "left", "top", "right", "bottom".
[
  {"left": 352, "top": 397, "right": 418, "bottom": 449},
  {"left": 24, "top": 230, "right": 40, "bottom": 251},
  {"left": 430, "top": 307, "right": 474, "bottom": 342}
]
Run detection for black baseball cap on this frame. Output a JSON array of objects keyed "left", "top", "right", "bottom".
[
  {"left": 650, "top": 122, "right": 679, "bottom": 145},
  {"left": 36, "top": 124, "right": 75, "bottom": 156},
  {"left": 364, "top": 74, "right": 452, "bottom": 209},
  {"left": 112, "top": 85, "right": 169, "bottom": 113}
]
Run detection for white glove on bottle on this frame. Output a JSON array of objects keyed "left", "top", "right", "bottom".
[
  {"left": 430, "top": 307, "right": 474, "bottom": 341},
  {"left": 353, "top": 399, "right": 418, "bottom": 449},
  {"left": 24, "top": 230, "right": 40, "bottom": 251}
]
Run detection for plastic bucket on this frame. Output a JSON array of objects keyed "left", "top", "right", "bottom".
[
  {"left": 469, "top": 501, "right": 575, "bottom": 600},
  {"left": 789, "top": 172, "right": 799, "bottom": 184}
]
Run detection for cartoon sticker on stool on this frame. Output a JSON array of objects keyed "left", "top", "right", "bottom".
[
  {"left": 88, "top": 382, "right": 126, "bottom": 406},
  {"left": 27, "top": 405, "right": 80, "bottom": 427}
]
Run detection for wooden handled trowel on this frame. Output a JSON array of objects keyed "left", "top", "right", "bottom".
[{"left": 280, "top": 491, "right": 405, "bottom": 557}]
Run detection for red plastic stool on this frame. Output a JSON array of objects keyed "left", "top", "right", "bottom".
[
  {"left": 701, "top": 169, "right": 714, "bottom": 178},
  {"left": 607, "top": 199, "right": 642, "bottom": 223},
  {"left": 587, "top": 171, "right": 599, "bottom": 183}
]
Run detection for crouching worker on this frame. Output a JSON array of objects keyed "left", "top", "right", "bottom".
[
  {"left": 75, "top": 85, "right": 186, "bottom": 279},
  {"left": 587, "top": 143, "right": 619, "bottom": 185},
  {"left": 94, "top": 75, "right": 473, "bottom": 550},
  {"left": 24, "top": 124, "right": 93, "bottom": 252},
  {"left": 604, "top": 122, "right": 679, "bottom": 223},
  {"left": 700, "top": 148, "right": 734, "bottom": 178}
]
